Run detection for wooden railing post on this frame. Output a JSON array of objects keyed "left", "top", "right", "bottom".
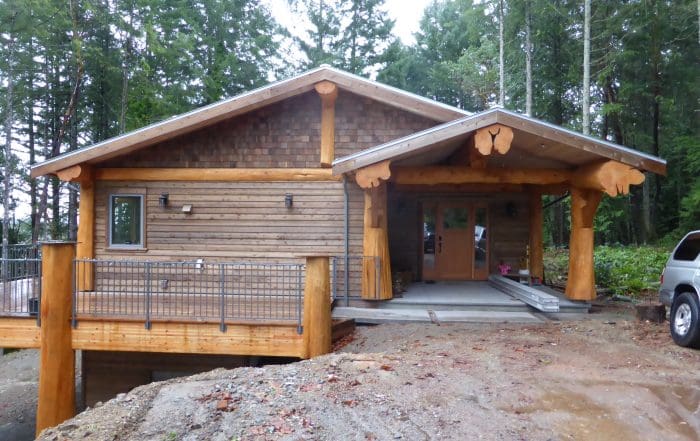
[
  {"left": 302, "top": 256, "right": 331, "bottom": 358},
  {"left": 36, "top": 241, "right": 76, "bottom": 437}
]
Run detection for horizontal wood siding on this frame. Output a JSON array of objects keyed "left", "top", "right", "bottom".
[
  {"left": 99, "top": 92, "right": 438, "bottom": 169},
  {"left": 95, "top": 180, "right": 364, "bottom": 262}
]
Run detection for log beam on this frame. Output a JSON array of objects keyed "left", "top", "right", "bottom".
[
  {"left": 528, "top": 190, "right": 544, "bottom": 281},
  {"left": 71, "top": 321, "right": 304, "bottom": 357},
  {"left": 315, "top": 81, "right": 338, "bottom": 168},
  {"left": 302, "top": 256, "right": 332, "bottom": 358},
  {"left": 565, "top": 187, "right": 602, "bottom": 301},
  {"left": 355, "top": 160, "right": 391, "bottom": 189},
  {"left": 95, "top": 168, "right": 341, "bottom": 182},
  {"left": 36, "top": 242, "right": 76, "bottom": 437},
  {"left": 362, "top": 183, "right": 392, "bottom": 300},
  {"left": 571, "top": 160, "right": 645, "bottom": 197},
  {"left": 474, "top": 124, "right": 514, "bottom": 155},
  {"left": 393, "top": 166, "right": 570, "bottom": 186}
]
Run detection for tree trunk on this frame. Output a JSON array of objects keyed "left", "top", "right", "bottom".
[
  {"left": 582, "top": 0, "right": 591, "bottom": 135},
  {"left": 3, "top": 22, "right": 16, "bottom": 260},
  {"left": 498, "top": 0, "right": 505, "bottom": 106},
  {"left": 524, "top": 0, "right": 532, "bottom": 116}
]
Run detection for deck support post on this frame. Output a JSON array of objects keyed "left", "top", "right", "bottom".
[
  {"left": 36, "top": 242, "right": 76, "bottom": 436},
  {"left": 302, "top": 256, "right": 332, "bottom": 358},
  {"left": 565, "top": 188, "right": 602, "bottom": 301},
  {"left": 76, "top": 169, "right": 95, "bottom": 291},
  {"left": 528, "top": 189, "right": 544, "bottom": 281},
  {"left": 361, "top": 183, "right": 392, "bottom": 300},
  {"left": 315, "top": 81, "right": 338, "bottom": 167}
]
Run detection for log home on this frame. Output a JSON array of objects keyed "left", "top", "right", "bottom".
[{"left": 2, "top": 66, "right": 665, "bottom": 434}]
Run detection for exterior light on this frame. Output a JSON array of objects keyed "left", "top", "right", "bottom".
[
  {"left": 285, "top": 193, "right": 293, "bottom": 208},
  {"left": 159, "top": 193, "right": 169, "bottom": 207}
]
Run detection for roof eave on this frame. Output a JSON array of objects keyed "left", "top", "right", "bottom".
[
  {"left": 31, "top": 66, "right": 470, "bottom": 178},
  {"left": 332, "top": 109, "right": 667, "bottom": 176}
]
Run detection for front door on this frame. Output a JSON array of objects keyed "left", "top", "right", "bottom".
[{"left": 421, "top": 201, "right": 489, "bottom": 281}]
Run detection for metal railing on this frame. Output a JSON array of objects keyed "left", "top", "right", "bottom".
[
  {"left": 0, "top": 258, "right": 42, "bottom": 323},
  {"left": 1, "top": 244, "right": 40, "bottom": 261},
  {"left": 73, "top": 259, "right": 304, "bottom": 332},
  {"left": 331, "top": 255, "right": 380, "bottom": 305}
]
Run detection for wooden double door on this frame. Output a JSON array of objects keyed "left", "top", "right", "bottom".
[{"left": 421, "top": 201, "right": 489, "bottom": 281}]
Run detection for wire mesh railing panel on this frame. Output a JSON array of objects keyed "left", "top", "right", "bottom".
[
  {"left": 331, "top": 255, "right": 378, "bottom": 303},
  {"left": 74, "top": 259, "right": 305, "bottom": 329},
  {"left": 0, "top": 258, "right": 42, "bottom": 318}
]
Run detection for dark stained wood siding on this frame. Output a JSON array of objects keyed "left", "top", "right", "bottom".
[
  {"left": 95, "top": 180, "right": 364, "bottom": 263},
  {"left": 100, "top": 92, "right": 438, "bottom": 169}
]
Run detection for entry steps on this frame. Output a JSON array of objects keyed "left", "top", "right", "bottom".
[
  {"left": 487, "top": 275, "right": 559, "bottom": 312},
  {"left": 332, "top": 307, "right": 544, "bottom": 324}
]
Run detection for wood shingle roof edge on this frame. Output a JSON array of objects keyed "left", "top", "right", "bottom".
[{"left": 31, "top": 66, "right": 471, "bottom": 178}]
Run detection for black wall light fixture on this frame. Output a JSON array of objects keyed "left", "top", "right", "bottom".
[
  {"left": 285, "top": 193, "right": 293, "bottom": 208},
  {"left": 159, "top": 193, "right": 169, "bottom": 208}
]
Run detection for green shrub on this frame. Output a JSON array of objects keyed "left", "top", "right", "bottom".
[{"left": 544, "top": 245, "right": 670, "bottom": 297}]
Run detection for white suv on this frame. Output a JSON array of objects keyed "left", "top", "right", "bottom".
[{"left": 659, "top": 231, "right": 700, "bottom": 348}]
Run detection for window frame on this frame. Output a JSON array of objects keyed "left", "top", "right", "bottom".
[{"left": 108, "top": 193, "right": 145, "bottom": 249}]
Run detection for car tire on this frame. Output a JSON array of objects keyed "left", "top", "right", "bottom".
[{"left": 669, "top": 292, "right": 700, "bottom": 348}]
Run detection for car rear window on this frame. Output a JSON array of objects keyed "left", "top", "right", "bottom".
[{"left": 673, "top": 236, "right": 700, "bottom": 261}]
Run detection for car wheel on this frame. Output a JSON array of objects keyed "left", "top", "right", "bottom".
[{"left": 669, "top": 292, "right": 700, "bottom": 348}]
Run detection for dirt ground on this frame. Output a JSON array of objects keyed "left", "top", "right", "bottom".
[{"left": 3, "top": 303, "right": 699, "bottom": 441}]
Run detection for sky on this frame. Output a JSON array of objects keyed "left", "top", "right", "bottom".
[{"left": 266, "top": 0, "right": 433, "bottom": 45}]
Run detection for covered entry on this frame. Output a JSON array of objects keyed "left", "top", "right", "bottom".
[
  {"left": 334, "top": 108, "right": 666, "bottom": 302},
  {"left": 420, "top": 201, "right": 489, "bottom": 281}
]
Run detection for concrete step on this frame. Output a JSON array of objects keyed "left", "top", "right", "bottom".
[
  {"left": 332, "top": 307, "right": 544, "bottom": 325},
  {"left": 488, "top": 275, "right": 560, "bottom": 312}
]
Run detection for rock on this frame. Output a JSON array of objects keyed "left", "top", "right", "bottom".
[{"left": 635, "top": 304, "right": 665, "bottom": 323}]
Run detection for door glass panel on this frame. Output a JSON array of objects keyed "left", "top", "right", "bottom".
[
  {"left": 474, "top": 207, "right": 487, "bottom": 271},
  {"left": 442, "top": 207, "right": 468, "bottom": 229},
  {"left": 423, "top": 207, "right": 436, "bottom": 271}
]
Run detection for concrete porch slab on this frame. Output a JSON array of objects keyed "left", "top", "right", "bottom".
[
  {"left": 389, "top": 281, "right": 523, "bottom": 307},
  {"left": 332, "top": 307, "right": 542, "bottom": 324}
]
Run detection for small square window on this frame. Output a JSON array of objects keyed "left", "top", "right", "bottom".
[{"left": 109, "top": 195, "right": 143, "bottom": 247}]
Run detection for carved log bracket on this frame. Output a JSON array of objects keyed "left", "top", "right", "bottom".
[{"left": 355, "top": 160, "right": 391, "bottom": 189}]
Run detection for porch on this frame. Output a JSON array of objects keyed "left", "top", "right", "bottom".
[{"left": 333, "top": 280, "right": 590, "bottom": 324}]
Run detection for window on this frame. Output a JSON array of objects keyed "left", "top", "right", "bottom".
[
  {"left": 673, "top": 235, "right": 700, "bottom": 261},
  {"left": 109, "top": 195, "right": 144, "bottom": 247}
]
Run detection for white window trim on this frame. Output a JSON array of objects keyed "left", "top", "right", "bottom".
[{"left": 108, "top": 194, "right": 145, "bottom": 249}]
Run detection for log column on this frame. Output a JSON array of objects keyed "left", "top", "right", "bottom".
[
  {"left": 314, "top": 81, "right": 338, "bottom": 167},
  {"left": 528, "top": 189, "right": 544, "bottom": 282},
  {"left": 57, "top": 164, "right": 95, "bottom": 291},
  {"left": 36, "top": 242, "right": 76, "bottom": 436},
  {"left": 362, "top": 183, "right": 392, "bottom": 300},
  {"left": 302, "top": 256, "right": 331, "bottom": 358},
  {"left": 77, "top": 174, "right": 95, "bottom": 291},
  {"left": 565, "top": 188, "right": 602, "bottom": 301}
]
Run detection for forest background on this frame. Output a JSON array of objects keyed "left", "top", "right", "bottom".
[{"left": 0, "top": 0, "right": 698, "bottom": 292}]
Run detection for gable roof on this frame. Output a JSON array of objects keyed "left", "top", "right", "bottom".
[
  {"left": 30, "top": 66, "right": 470, "bottom": 178},
  {"left": 332, "top": 108, "right": 667, "bottom": 176}
]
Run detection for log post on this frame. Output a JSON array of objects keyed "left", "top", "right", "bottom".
[
  {"left": 36, "top": 242, "right": 76, "bottom": 436},
  {"left": 529, "top": 190, "right": 544, "bottom": 282},
  {"left": 76, "top": 173, "right": 95, "bottom": 291},
  {"left": 302, "top": 256, "right": 332, "bottom": 358},
  {"left": 314, "top": 81, "right": 338, "bottom": 167},
  {"left": 565, "top": 188, "right": 602, "bottom": 301},
  {"left": 362, "top": 183, "right": 392, "bottom": 300}
]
